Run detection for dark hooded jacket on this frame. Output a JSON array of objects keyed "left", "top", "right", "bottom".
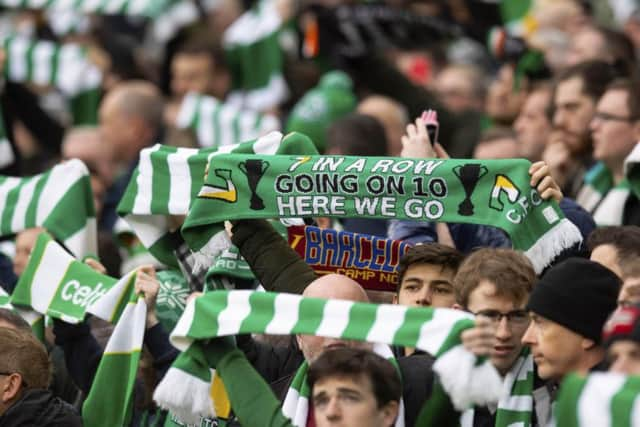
[{"left": 0, "top": 389, "right": 82, "bottom": 427}]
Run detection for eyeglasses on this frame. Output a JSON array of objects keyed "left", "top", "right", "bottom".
[
  {"left": 471, "top": 309, "right": 530, "bottom": 326},
  {"left": 592, "top": 111, "right": 639, "bottom": 123}
]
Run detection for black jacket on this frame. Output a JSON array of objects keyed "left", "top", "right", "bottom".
[{"left": 0, "top": 389, "right": 82, "bottom": 427}]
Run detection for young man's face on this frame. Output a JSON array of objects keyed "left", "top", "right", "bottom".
[
  {"left": 608, "top": 340, "right": 640, "bottom": 375},
  {"left": 394, "top": 263, "right": 456, "bottom": 308},
  {"left": 312, "top": 374, "right": 398, "bottom": 427},
  {"left": 521, "top": 313, "right": 589, "bottom": 381},
  {"left": 466, "top": 280, "right": 529, "bottom": 375}
]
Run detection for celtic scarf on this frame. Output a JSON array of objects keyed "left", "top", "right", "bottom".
[
  {"left": 176, "top": 92, "right": 281, "bottom": 148},
  {"left": 2, "top": 36, "right": 101, "bottom": 124},
  {"left": 0, "top": 286, "right": 44, "bottom": 341},
  {"left": 154, "top": 290, "right": 503, "bottom": 425},
  {"left": 116, "top": 131, "right": 317, "bottom": 268},
  {"left": 10, "top": 232, "right": 135, "bottom": 324},
  {"left": 183, "top": 155, "right": 583, "bottom": 273},
  {"left": 554, "top": 372, "right": 640, "bottom": 427},
  {"left": 82, "top": 274, "right": 146, "bottom": 427},
  {"left": 576, "top": 144, "right": 640, "bottom": 226},
  {"left": 0, "top": 159, "right": 97, "bottom": 258},
  {"left": 461, "top": 348, "right": 535, "bottom": 427},
  {"left": 223, "top": 0, "right": 287, "bottom": 111}
]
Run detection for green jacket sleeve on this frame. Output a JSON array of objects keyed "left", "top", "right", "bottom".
[
  {"left": 231, "top": 219, "right": 317, "bottom": 294},
  {"left": 217, "top": 348, "right": 295, "bottom": 427}
]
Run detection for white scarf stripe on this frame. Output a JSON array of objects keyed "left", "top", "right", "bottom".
[
  {"left": 30, "top": 240, "right": 73, "bottom": 313},
  {"left": 216, "top": 290, "right": 253, "bottom": 336},
  {"left": 11, "top": 175, "right": 43, "bottom": 230},
  {"left": 132, "top": 145, "right": 161, "bottom": 214},
  {"left": 103, "top": 300, "right": 146, "bottom": 353},
  {"left": 499, "top": 395, "right": 533, "bottom": 412},
  {"left": 8, "top": 37, "right": 29, "bottom": 80},
  {"left": 37, "top": 159, "right": 86, "bottom": 223},
  {"left": 367, "top": 304, "right": 406, "bottom": 344},
  {"left": 417, "top": 309, "right": 472, "bottom": 355},
  {"left": 176, "top": 93, "right": 198, "bottom": 128},
  {"left": 198, "top": 98, "right": 215, "bottom": 148},
  {"left": 167, "top": 148, "right": 195, "bottom": 214},
  {"left": 316, "top": 299, "right": 354, "bottom": 338},
  {"left": 265, "top": 293, "right": 302, "bottom": 335},
  {"left": 32, "top": 42, "right": 55, "bottom": 86},
  {"left": 577, "top": 374, "right": 626, "bottom": 427}
]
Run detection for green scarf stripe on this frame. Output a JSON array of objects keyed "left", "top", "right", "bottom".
[
  {"left": 555, "top": 375, "right": 589, "bottom": 427},
  {"left": 292, "top": 297, "right": 326, "bottom": 335},
  {"left": 25, "top": 41, "right": 35, "bottom": 82},
  {"left": 342, "top": 302, "right": 378, "bottom": 340},
  {"left": 435, "top": 318, "right": 476, "bottom": 357},
  {"left": 228, "top": 31, "right": 282, "bottom": 91},
  {"left": 192, "top": 95, "right": 203, "bottom": 129},
  {"left": 25, "top": 173, "right": 50, "bottom": 227},
  {"left": 42, "top": 173, "right": 96, "bottom": 240},
  {"left": 184, "top": 155, "right": 581, "bottom": 273},
  {"left": 239, "top": 290, "right": 276, "bottom": 331},
  {"left": 610, "top": 376, "right": 640, "bottom": 426},
  {"left": 1, "top": 177, "right": 30, "bottom": 234},
  {"left": 393, "top": 306, "right": 434, "bottom": 348},
  {"left": 151, "top": 146, "right": 178, "bottom": 212},
  {"left": 8, "top": 231, "right": 49, "bottom": 306}
]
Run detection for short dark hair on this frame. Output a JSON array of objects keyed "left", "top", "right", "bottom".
[
  {"left": 556, "top": 60, "right": 619, "bottom": 103},
  {"left": 397, "top": 244, "right": 464, "bottom": 289},
  {"left": 326, "top": 114, "right": 388, "bottom": 157},
  {"left": 0, "top": 308, "right": 31, "bottom": 333},
  {"left": 308, "top": 348, "right": 401, "bottom": 409},
  {"left": 604, "top": 78, "right": 640, "bottom": 120},
  {"left": 0, "top": 327, "right": 50, "bottom": 390},
  {"left": 454, "top": 248, "right": 536, "bottom": 308},
  {"left": 587, "top": 226, "right": 640, "bottom": 278}
]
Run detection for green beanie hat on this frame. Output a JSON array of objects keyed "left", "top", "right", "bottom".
[{"left": 285, "top": 70, "right": 357, "bottom": 152}]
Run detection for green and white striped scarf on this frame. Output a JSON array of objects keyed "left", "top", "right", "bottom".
[
  {"left": 0, "top": 0, "right": 171, "bottom": 17},
  {"left": 183, "top": 155, "right": 583, "bottom": 273},
  {"left": 116, "top": 131, "right": 317, "bottom": 268},
  {"left": 554, "top": 372, "right": 640, "bottom": 427},
  {"left": 0, "top": 104, "right": 16, "bottom": 171},
  {"left": 0, "top": 286, "right": 44, "bottom": 341},
  {"left": 576, "top": 144, "right": 640, "bottom": 226},
  {"left": 461, "top": 348, "right": 535, "bottom": 427},
  {"left": 10, "top": 231, "right": 136, "bottom": 324},
  {"left": 176, "top": 92, "right": 281, "bottom": 148},
  {"left": 0, "top": 159, "right": 97, "bottom": 258},
  {"left": 154, "top": 290, "right": 503, "bottom": 425},
  {"left": 2, "top": 36, "right": 102, "bottom": 125},
  {"left": 223, "top": 0, "right": 287, "bottom": 111},
  {"left": 82, "top": 285, "right": 146, "bottom": 427}
]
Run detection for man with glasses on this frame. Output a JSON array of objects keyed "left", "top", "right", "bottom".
[
  {"left": 452, "top": 248, "right": 538, "bottom": 426},
  {"left": 0, "top": 327, "right": 81, "bottom": 426},
  {"left": 576, "top": 78, "right": 640, "bottom": 225}
]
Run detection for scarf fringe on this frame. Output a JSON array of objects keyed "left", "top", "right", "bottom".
[
  {"left": 525, "top": 218, "right": 583, "bottom": 274},
  {"left": 153, "top": 366, "right": 216, "bottom": 425},
  {"left": 433, "top": 345, "right": 503, "bottom": 411}
]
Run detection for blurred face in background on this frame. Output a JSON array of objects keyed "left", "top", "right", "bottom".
[
  {"left": 514, "top": 88, "right": 552, "bottom": 161},
  {"left": 552, "top": 76, "right": 596, "bottom": 157}
]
